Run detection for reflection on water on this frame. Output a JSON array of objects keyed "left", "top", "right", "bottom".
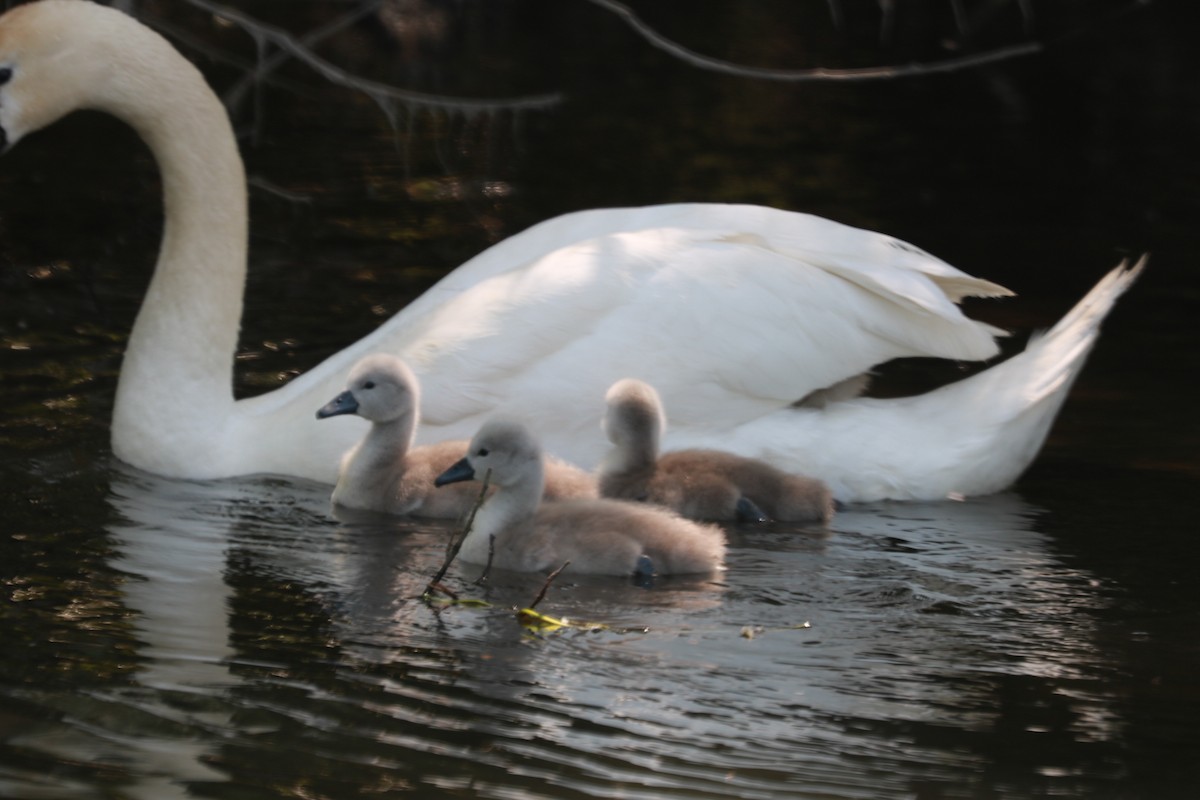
[{"left": 0, "top": 463, "right": 1143, "bottom": 798}]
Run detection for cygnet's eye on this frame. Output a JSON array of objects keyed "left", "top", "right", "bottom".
[
  {"left": 475, "top": 447, "right": 489, "bottom": 457},
  {"left": 362, "top": 381, "right": 375, "bottom": 390},
  {"left": 0, "top": 67, "right": 12, "bottom": 86}
]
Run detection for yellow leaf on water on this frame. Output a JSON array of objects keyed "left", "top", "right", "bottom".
[{"left": 516, "top": 607, "right": 608, "bottom": 633}]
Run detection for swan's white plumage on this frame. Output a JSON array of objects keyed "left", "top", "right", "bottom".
[{"left": 0, "top": 1, "right": 1142, "bottom": 502}]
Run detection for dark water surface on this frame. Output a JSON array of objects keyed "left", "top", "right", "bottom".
[{"left": 1, "top": 1, "right": 1198, "bottom": 798}]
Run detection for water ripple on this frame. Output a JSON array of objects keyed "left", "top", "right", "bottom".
[{"left": 0, "top": 466, "right": 1141, "bottom": 799}]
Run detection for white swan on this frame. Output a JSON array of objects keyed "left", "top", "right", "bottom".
[
  {"left": 0, "top": 1, "right": 1144, "bottom": 502},
  {"left": 316, "top": 353, "right": 595, "bottom": 517},
  {"left": 600, "top": 378, "right": 835, "bottom": 522},
  {"left": 434, "top": 418, "right": 726, "bottom": 576}
]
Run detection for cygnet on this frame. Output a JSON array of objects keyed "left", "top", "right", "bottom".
[
  {"left": 599, "top": 378, "right": 834, "bottom": 522},
  {"left": 317, "top": 355, "right": 595, "bottom": 517},
  {"left": 434, "top": 417, "right": 726, "bottom": 576}
]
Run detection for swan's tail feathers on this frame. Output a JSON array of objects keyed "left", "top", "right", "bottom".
[
  {"left": 1019, "top": 255, "right": 1146, "bottom": 408},
  {"left": 919, "top": 256, "right": 1145, "bottom": 496},
  {"left": 876, "top": 257, "right": 1143, "bottom": 500},
  {"left": 725, "top": 258, "right": 1144, "bottom": 502}
]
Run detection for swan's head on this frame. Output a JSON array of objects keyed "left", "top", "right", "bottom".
[
  {"left": 316, "top": 354, "right": 420, "bottom": 425},
  {"left": 602, "top": 378, "right": 666, "bottom": 452},
  {"left": 435, "top": 417, "right": 542, "bottom": 490},
  {"left": 0, "top": 1, "right": 157, "bottom": 151}
]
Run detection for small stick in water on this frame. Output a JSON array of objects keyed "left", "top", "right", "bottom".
[
  {"left": 422, "top": 469, "right": 491, "bottom": 599},
  {"left": 529, "top": 561, "right": 571, "bottom": 610},
  {"left": 473, "top": 534, "right": 497, "bottom": 585}
]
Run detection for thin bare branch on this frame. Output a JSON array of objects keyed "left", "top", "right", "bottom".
[
  {"left": 585, "top": 0, "right": 1044, "bottom": 82},
  {"left": 180, "top": 0, "right": 563, "bottom": 112},
  {"left": 473, "top": 534, "right": 496, "bottom": 585},
  {"left": 422, "top": 469, "right": 491, "bottom": 599},
  {"left": 528, "top": 561, "right": 570, "bottom": 610},
  {"left": 222, "top": 0, "right": 382, "bottom": 117}
]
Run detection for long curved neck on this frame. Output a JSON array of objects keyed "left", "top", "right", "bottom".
[{"left": 106, "top": 30, "right": 248, "bottom": 471}]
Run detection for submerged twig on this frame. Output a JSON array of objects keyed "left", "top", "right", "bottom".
[
  {"left": 528, "top": 561, "right": 570, "bottom": 610},
  {"left": 515, "top": 562, "right": 626, "bottom": 634},
  {"left": 421, "top": 469, "right": 491, "bottom": 600},
  {"left": 473, "top": 533, "right": 496, "bottom": 585}
]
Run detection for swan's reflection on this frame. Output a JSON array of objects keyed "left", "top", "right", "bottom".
[{"left": 102, "top": 467, "right": 261, "bottom": 799}]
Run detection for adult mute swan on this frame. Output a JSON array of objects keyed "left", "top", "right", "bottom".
[{"left": 0, "top": 1, "right": 1144, "bottom": 502}]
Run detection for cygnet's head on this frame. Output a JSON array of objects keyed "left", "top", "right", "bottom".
[
  {"left": 603, "top": 378, "right": 666, "bottom": 449},
  {"left": 435, "top": 417, "right": 542, "bottom": 490},
  {"left": 316, "top": 354, "right": 419, "bottom": 424}
]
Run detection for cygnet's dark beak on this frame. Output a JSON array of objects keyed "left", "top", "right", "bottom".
[
  {"left": 434, "top": 457, "right": 475, "bottom": 487},
  {"left": 316, "top": 390, "right": 358, "bottom": 419},
  {"left": 0, "top": 125, "right": 8, "bottom": 154}
]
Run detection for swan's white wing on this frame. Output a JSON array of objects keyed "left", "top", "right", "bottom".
[
  {"left": 404, "top": 203, "right": 1011, "bottom": 318},
  {"left": 365, "top": 222, "right": 1007, "bottom": 464},
  {"left": 300, "top": 204, "right": 1010, "bottom": 401}
]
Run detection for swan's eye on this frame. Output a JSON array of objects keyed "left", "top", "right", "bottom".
[
  {"left": 476, "top": 448, "right": 489, "bottom": 457},
  {"left": 0, "top": 67, "right": 11, "bottom": 86},
  {"left": 363, "top": 381, "right": 375, "bottom": 390}
]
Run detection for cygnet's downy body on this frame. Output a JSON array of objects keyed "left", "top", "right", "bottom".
[
  {"left": 434, "top": 418, "right": 726, "bottom": 577},
  {"left": 599, "top": 379, "right": 835, "bottom": 523},
  {"left": 317, "top": 355, "right": 595, "bottom": 517}
]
